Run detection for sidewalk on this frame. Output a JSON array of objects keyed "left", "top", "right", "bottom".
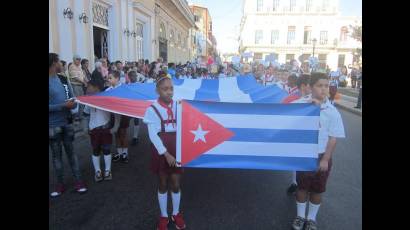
[{"left": 334, "top": 92, "right": 362, "bottom": 116}]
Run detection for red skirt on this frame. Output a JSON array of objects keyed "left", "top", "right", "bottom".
[{"left": 150, "top": 132, "right": 183, "bottom": 175}]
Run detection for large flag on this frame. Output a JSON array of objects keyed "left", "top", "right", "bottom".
[
  {"left": 76, "top": 76, "right": 288, "bottom": 118},
  {"left": 176, "top": 100, "right": 320, "bottom": 171}
]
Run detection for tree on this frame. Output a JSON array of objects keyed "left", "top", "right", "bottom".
[
  {"left": 349, "top": 25, "right": 362, "bottom": 66},
  {"left": 350, "top": 25, "right": 362, "bottom": 43}
]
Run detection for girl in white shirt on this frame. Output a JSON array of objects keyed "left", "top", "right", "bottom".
[{"left": 143, "top": 77, "right": 186, "bottom": 230}]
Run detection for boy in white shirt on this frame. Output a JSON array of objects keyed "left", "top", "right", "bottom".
[
  {"left": 85, "top": 79, "right": 114, "bottom": 182},
  {"left": 291, "top": 72, "right": 345, "bottom": 230}
]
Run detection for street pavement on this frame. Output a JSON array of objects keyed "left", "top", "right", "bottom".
[{"left": 49, "top": 109, "right": 362, "bottom": 230}]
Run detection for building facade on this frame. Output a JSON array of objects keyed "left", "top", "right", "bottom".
[
  {"left": 49, "top": 0, "right": 195, "bottom": 68},
  {"left": 238, "top": 0, "right": 361, "bottom": 70},
  {"left": 189, "top": 4, "right": 217, "bottom": 59}
]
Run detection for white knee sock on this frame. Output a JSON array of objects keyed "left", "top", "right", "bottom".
[
  {"left": 296, "top": 201, "right": 307, "bottom": 218},
  {"left": 158, "top": 191, "right": 168, "bottom": 217},
  {"left": 117, "top": 148, "right": 122, "bottom": 155},
  {"left": 104, "top": 154, "right": 112, "bottom": 171},
  {"left": 133, "top": 125, "right": 140, "bottom": 138},
  {"left": 122, "top": 148, "right": 128, "bottom": 157},
  {"left": 92, "top": 155, "right": 101, "bottom": 172},
  {"left": 292, "top": 171, "right": 297, "bottom": 185},
  {"left": 171, "top": 191, "right": 181, "bottom": 215},
  {"left": 307, "top": 202, "right": 321, "bottom": 221}
]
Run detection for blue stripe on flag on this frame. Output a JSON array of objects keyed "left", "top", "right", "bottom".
[
  {"left": 236, "top": 76, "right": 288, "bottom": 103},
  {"left": 187, "top": 100, "right": 320, "bottom": 116},
  {"left": 228, "top": 128, "right": 319, "bottom": 144},
  {"left": 194, "top": 79, "right": 220, "bottom": 101},
  {"left": 185, "top": 155, "right": 318, "bottom": 171}
]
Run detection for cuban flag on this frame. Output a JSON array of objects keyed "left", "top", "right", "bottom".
[
  {"left": 176, "top": 100, "right": 320, "bottom": 171},
  {"left": 76, "top": 76, "right": 288, "bottom": 118}
]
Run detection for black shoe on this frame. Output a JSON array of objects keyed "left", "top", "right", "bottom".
[
  {"left": 121, "top": 154, "right": 129, "bottom": 163},
  {"left": 354, "top": 106, "right": 361, "bottom": 109},
  {"left": 287, "top": 183, "right": 298, "bottom": 195},
  {"left": 131, "top": 138, "right": 139, "bottom": 146},
  {"left": 112, "top": 153, "right": 121, "bottom": 162}
]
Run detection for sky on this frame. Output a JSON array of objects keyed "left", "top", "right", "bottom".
[{"left": 188, "top": 0, "right": 362, "bottom": 54}]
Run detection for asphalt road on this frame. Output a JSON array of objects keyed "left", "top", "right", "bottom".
[{"left": 49, "top": 109, "right": 362, "bottom": 230}]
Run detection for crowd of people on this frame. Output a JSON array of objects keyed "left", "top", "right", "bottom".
[{"left": 50, "top": 52, "right": 355, "bottom": 230}]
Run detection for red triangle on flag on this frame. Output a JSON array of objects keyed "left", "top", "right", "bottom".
[{"left": 180, "top": 101, "right": 234, "bottom": 165}]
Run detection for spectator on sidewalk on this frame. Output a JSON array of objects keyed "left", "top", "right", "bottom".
[
  {"left": 81, "top": 59, "right": 92, "bottom": 83},
  {"left": 338, "top": 66, "right": 348, "bottom": 87},
  {"left": 115, "top": 60, "right": 126, "bottom": 84},
  {"left": 49, "top": 53, "right": 87, "bottom": 197},
  {"left": 329, "top": 74, "right": 339, "bottom": 104},
  {"left": 350, "top": 67, "right": 358, "bottom": 89},
  {"left": 68, "top": 54, "right": 87, "bottom": 120},
  {"left": 355, "top": 72, "right": 362, "bottom": 109}
]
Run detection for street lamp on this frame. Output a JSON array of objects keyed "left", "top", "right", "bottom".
[{"left": 312, "top": 38, "right": 317, "bottom": 57}]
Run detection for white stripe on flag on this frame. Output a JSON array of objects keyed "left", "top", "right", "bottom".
[
  {"left": 218, "top": 78, "right": 252, "bottom": 103},
  {"left": 207, "top": 114, "right": 319, "bottom": 130},
  {"left": 203, "top": 141, "right": 318, "bottom": 158},
  {"left": 173, "top": 79, "right": 202, "bottom": 100}
]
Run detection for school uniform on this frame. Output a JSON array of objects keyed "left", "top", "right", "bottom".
[
  {"left": 293, "top": 96, "right": 345, "bottom": 193},
  {"left": 84, "top": 106, "right": 112, "bottom": 152},
  {"left": 264, "top": 74, "right": 275, "bottom": 86},
  {"left": 143, "top": 100, "right": 183, "bottom": 175},
  {"left": 329, "top": 79, "right": 338, "bottom": 101}
]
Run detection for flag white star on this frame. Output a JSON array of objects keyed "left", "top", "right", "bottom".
[{"left": 190, "top": 124, "right": 210, "bottom": 143}]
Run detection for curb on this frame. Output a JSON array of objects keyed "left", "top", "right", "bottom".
[{"left": 334, "top": 102, "right": 362, "bottom": 116}]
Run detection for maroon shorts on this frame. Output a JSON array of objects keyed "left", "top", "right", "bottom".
[
  {"left": 119, "top": 116, "right": 131, "bottom": 129},
  {"left": 150, "top": 132, "right": 183, "bottom": 176},
  {"left": 90, "top": 128, "right": 112, "bottom": 152},
  {"left": 296, "top": 154, "right": 333, "bottom": 194}
]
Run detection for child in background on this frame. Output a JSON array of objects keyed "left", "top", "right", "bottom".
[{"left": 85, "top": 79, "right": 113, "bottom": 181}]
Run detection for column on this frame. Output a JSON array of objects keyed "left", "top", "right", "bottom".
[
  {"left": 74, "top": 0, "right": 86, "bottom": 57},
  {"left": 49, "top": 2, "right": 53, "bottom": 52},
  {"left": 128, "top": 0, "right": 135, "bottom": 61},
  {"left": 121, "top": 0, "right": 128, "bottom": 61},
  {"left": 56, "top": 0, "right": 74, "bottom": 62}
]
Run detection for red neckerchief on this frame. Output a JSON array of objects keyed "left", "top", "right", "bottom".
[
  {"left": 289, "top": 86, "right": 298, "bottom": 94},
  {"left": 157, "top": 98, "right": 175, "bottom": 128}
]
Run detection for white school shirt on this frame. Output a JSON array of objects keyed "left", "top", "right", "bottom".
[
  {"left": 143, "top": 100, "right": 177, "bottom": 155},
  {"left": 293, "top": 96, "right": 345, "bottom": 153},
  {"left": 264, "top": 74, "right": 275, "bottom": 85},
  {"left": 84, "top": 106, "right": 111, "bottom": 130}
]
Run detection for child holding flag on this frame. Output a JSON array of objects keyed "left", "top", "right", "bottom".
[
  {"left": 282, "top": 74, "right": 312, "bottom": 195},
  {"left": 107, "top": 71, "right": 131, "bottom": 163},
  {"left": 84, "top": 79, "right": 113, "bottom": 181},
  {"left": 143, "top": 76, "right": 186, "bottom": 230},
  {"left": 291, "top": 72, "right": 345, "bottom": 230}
]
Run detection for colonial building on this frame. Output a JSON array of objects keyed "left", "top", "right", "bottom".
[
  {"left": 49, "top": 0, "right": 195, "bottom": 67},
  {"left": 189, "top": 4, "right": 217, "bottom": 59},
  {"left": 238, "top": 0, "right": 361, "bottom": 70}
]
